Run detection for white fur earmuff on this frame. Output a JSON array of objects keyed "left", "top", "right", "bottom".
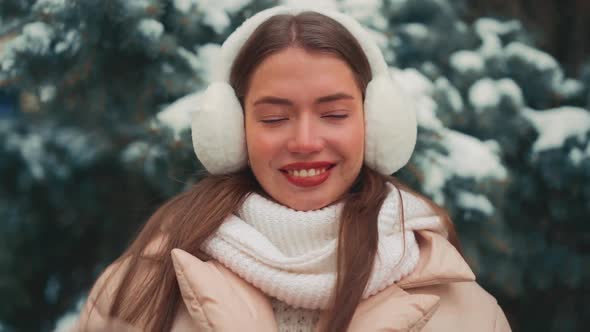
[{"left": 191, "top": 6, "right": 417, "bottom": 175}]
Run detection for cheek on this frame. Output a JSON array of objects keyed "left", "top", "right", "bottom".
[
  {"left": 345, "top": 116, "right": 365, "bottom": 160},
  {"left": 246, "top": 128, "right": 280, "bottom": 163},
  {"left": 348, "top": 139, "right": 365, "bottom": 169}
]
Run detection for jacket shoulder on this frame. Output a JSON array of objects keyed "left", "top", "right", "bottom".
[
  {"left": 76, "top": 257, "right": 140, "bottom": 331},
  {"left": 76, "top": 235, "right": 169, "bottom": 331},
  {"left": 409, "top": 281, "right": 511, "bottom": 332}
]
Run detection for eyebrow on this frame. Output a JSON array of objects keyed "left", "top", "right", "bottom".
[{"left": 252, "top": 93, "right": 355, "bottom": 106}]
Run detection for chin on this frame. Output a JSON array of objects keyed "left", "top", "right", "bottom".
[{"left": 284, "top": 196, "right": 334, "bottom": 212}]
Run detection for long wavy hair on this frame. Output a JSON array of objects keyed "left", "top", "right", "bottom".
[{"left": 88, "top": 12, "right": 462, "bottom": 332}]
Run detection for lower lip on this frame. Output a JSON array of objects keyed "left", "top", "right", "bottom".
[{"left": 282, "top": 167, "right": 333, "bottom": 188}]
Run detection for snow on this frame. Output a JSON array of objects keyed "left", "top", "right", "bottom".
[
  {"left": 120, "top": 141, "right": 167, "bottom": 176},
  {"left": 33, "top": 0, "right": 68, "bottom": 14},
  {"left": 193, "top": 0, "right": 251, "bottom": 34},
  {"left": 121, "top": 141, "right": 149, "bottom": 164},
  {"left": 0, "top": 21, "right": 57, "bottom": 71},
  {"left": 340, "top": 0, "right": 386, "bottom": 29},
  {"left": 54, "top": 129, "right": 100, "bottom": 167},
  {"left": 450, "top": 50, "right": 485, "bottom": 73},
  {"left": 416, "top": 97, "right": 441, "bottom": 129},
  {"left": 522, "top": 107, "right": 590, "bottom": 153},
  {"left": 195, "top": 44, "right": 222, "bottom": 84},
  {"left": 419, "top": 159, "right": 447, "bottom": 204},
  {"left": 161, "top": 62, "right": 174, "bottom": 74},
  {"left": 402, "top": 23, "right": 429, "bottom": 40},
  {"left": 386, "top": 0, "right": 409, "bottom": 10},
  {"left": 366, "top": 29, "right": 392, "bottom": 62},
  {"left": 419, "top": 129, "right": 507, "bottom": 204},
  {"left": 137, "top": 19, "right": 164, "bottom": 41},
  {"left": 52, "top": 297, "right": 84, "bottom": 332},
  {"left": 477, "top": 32, "right": 503, "bottom": 58},
  {"left": 441, "top": 130, "right": 507, "bottom": 180},
  {"left": 505, "top": 42, "right": 560, "bottom": 72},
  {"left": 123, "top": 0, "right": 153, "bottom": 14},
  {"left": 391, "top": 67, "right": 433, "bottom": 96},
  {"left": 568, "top": 147, "right": 585, "bottom": 166},
  {"left": 475, "top": 18, "right": 521, "bottom": 37},
  {"left": 473, "top": 18, "right": 520, "bottom": 58},
  {"left": 469, "top": 78, "right": 500, "bottom": 111},
  {"left": 435, "top": 78, "right": 463, "bottom": 113},
  {"left": 173, "top": 0, "right": 193, "bottom": 13},
  {"left": 39, "top": 84, "right": 56, "bottom": 102},
  {"left": 15, "top": 22, "right": 55, "bottom": 55},
  {"left": 53, "top": 312, "right": 78, "bottom": 332},
  {"left": 158, "top": 44, "right": 221, "bottom": 138},
  {"left": 420, "top": 61, "right": 437, "bottom": 77},
  {"left": 496, "top": 78, "right": 524, "bottom": 107},
  {"left": 484, "top": 139, "right": 501, "bottom": 155},
  {"left": 391, "top": 68, "right": 442, "bottom": 129},
  {"left": 145, "top": 148, "right": 166, "bottom": 176},
  {"left": 19, "top": 134, "right": 46, "bottom": 180},
  {"left": 22, "top": 22, "right": 55, "bottom": 54},
  {"left": 45, "top": 275, "right": 60, "bottom": 303},
  {"left": 155, "top": 92, "right": 202, "bottom": 138},
  {"left": 54, "top": 30, "right": 81, "bottom": 54},
  {"left": 557, "top": 78, "right": 585, "bottom": 98},
  {"left": 456, "top": 191, "right": 495, "bottom": 216},
  {"left": 455, "top": 21, "right": 468, "bottom": 33},
  {"left": 1, "top": 57, "right": 15, "bottom": 72},
  {"left": 468, "top": 78, "right": 523, "bottom": 111},
  {"left": 204, "top": 11, "right": 231, "bottom": 35},
  {"left": 280, "top": 0, "right": 339, "bottom": 11},
  {"left": 177, "top": 47, "right": 200, "bottom": 73}
]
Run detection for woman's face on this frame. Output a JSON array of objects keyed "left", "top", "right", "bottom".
[{"left": 244, "top": 47, "right": 365, "bottom": 211}]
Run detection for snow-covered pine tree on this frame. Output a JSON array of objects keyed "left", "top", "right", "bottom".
[{"left": 1, "top": 0, "right": 588, "bottom": 331}]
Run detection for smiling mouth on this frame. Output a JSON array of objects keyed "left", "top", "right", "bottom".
[
  {"left": 280, "top": 164, "right": 336, "bottom": 187},
  {"left": 280, "top": 164, "right": 336, "bottom": 177}
]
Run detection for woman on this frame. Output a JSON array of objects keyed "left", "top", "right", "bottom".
[{"left": 76, "top": 6, "right": 511, "bottom": 332}]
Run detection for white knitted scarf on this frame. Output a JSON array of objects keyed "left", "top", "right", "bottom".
[{"left": 201, "top": 183, "right": 445, "bottom": 310}]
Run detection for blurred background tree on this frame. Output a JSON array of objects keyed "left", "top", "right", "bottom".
[
  {"left": 466, "top": 0, "right": 590, "bottom": 77},
  {"left": 0, "top": 0, "right": 588, "bottom": 331}
]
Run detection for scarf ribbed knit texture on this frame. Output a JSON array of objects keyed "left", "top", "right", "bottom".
[{"left": 201, "top": 182, "right": 444, "bottom": 310}]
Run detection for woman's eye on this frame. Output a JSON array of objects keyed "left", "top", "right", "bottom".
[
  {"left": 260, "top": 118, "right": 287, "bottom": 123},
  {"left": 322, "top": 114, "right": 349, "bottom": 119}
]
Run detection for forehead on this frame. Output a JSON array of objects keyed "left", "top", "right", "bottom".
[{"left": 246, "top": 47, "right": 361, "bottom": 102}]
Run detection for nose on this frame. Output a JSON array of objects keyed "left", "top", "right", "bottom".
[{"left": 286, "top": 115, "right": 324, "bottom": 154}]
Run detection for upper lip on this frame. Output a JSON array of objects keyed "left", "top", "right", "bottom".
[{"left": 280, "top": 161, "right": 335, "bottom": 171}]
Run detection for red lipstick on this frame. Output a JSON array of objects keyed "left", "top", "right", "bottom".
[
  {"left": 280, "top": 161, "right": 335, "bottom": 188},
  {"left": 280, "top": 161, "right": 335, "bottom": 170}
]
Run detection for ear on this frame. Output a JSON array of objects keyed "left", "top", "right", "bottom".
[{"left": 171, "top": 249, "right": 278, "bottom": 331}]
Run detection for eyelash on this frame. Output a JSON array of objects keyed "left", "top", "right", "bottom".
[{"left": 260, "top": 114, "right": 348, "bottom": 124}]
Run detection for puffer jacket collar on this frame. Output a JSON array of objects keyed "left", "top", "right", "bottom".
[
  {"left": 398, "top": 230, "right": 475, "bottom": 289},
  {"left": 313, "top": 229, "right": 475, "bottom": 331},
  {"left": 171, "top": 229, "right": 475, "bottom": 332}
]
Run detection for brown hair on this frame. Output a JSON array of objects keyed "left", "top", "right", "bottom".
[{"left": 89, "top": 12, "right": 462, "bottom": 332}]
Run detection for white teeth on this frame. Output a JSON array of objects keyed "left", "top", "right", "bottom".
[{"left": 287, "top": 168, "right": 328, "bottom": 177}]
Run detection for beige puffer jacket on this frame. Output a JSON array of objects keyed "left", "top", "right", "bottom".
[{"left": 75, "top": 229, "right": 511, "bottom": 331}]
